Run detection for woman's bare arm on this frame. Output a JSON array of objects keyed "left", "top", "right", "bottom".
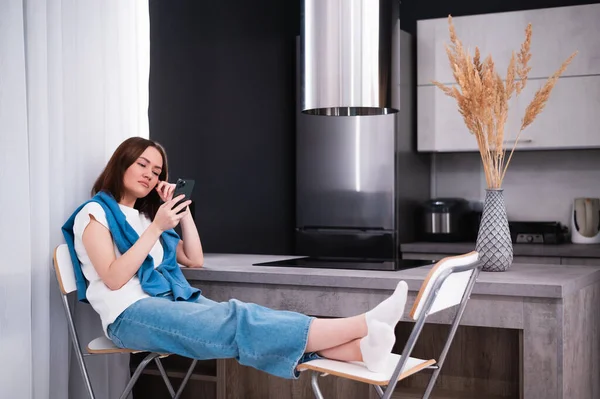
[
  {"left": 82, "top": 215, "right": 163, "bottom": 290},
  {"left": 176, "top": 211, "right": 204, "bottom": 268}
]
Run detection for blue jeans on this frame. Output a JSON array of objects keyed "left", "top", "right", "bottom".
[{"left": 107, "top": 295, "right": 319, "bottom": 379}]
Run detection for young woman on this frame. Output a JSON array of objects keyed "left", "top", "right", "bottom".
[{"left": 61, "top": 137, "right": 408, "bottom": 379}]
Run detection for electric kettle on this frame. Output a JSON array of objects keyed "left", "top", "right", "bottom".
[{"left": 571, "top": 197, "right": 600, "bottom": 244}]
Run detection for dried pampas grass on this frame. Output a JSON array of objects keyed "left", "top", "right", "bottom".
[{"left": 433, "top": 16, "right": 577, "bottom": 189}]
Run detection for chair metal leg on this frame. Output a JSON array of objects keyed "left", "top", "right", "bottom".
[
  {"left": 154, "top": 357, "right": 176, "bottom": 397},
  {"left": 173, "top": 359, "right": 198, "bottom": 399},
  {"left": 310, "top": 372, "right": 325, "bottom": 399},
  {"left": 421, "top": 311, "right": 466, "bottom": 399},
  {"left": 372, "top": 384, "right": 385, "bottom": 397},
  {"left": 62, "top": 295, "right": 95, "bottom": 399},
  {"left": 119, "top": 352, "right": 160, "bottom": 399}
]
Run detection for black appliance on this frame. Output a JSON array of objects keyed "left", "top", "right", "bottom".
[
  {"left": 253, "top": 257, "right": 436, "bottom": 272},
  {"left": 509, "top": 221, "right": 568, "bottom": 244}
]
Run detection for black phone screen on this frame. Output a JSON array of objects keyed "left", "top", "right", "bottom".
[{"left": 172, "top": 178, "right": 195, "bottom": 214}]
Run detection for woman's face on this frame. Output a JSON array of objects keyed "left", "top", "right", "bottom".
[{"left": 123, "top": 146, "right": 163, "bottom": 199}]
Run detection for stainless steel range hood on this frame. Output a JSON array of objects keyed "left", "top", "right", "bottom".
[{"left": 300, "top": 0, "right": 399, "bottom": 116}]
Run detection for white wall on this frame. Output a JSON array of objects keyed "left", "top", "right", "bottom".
[{"left": 431, "top": 149, "right": 600, "bottom": 227}]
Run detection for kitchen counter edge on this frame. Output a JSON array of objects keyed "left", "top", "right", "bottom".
[{"left": 401, "top": 242, "right": 600, "bottom": 258}]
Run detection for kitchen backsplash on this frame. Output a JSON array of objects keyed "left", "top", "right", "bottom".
[{"left": 432, "top": 149, "right": 600, "bottom": 227}]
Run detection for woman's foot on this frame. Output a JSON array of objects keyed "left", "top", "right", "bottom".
[
  {"left": 304, "top": 280, "right": 407, "bottom": 355},
  {"left": 360, "top": 320, "right": 395, "bottom": 373},
  {"left": 365, "top": 280, "right": 408, "bottom": 331}
]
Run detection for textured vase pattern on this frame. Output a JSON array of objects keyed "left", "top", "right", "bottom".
[{"left": 476, "top": 189, "right": 514, "bottom": 272}]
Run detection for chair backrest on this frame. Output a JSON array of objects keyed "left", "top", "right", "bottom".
[
  {"left": 383, "top": 251, "right": 481, "bottom": 399},
  {"left": 53, "top": 244, "right": 78, "bottom": 295},
  {"left": 409, "top": 251, "right": 480, "bottom": 320},
  {"left": 52, "top": 244, "right": 99, "bottom": 399}
]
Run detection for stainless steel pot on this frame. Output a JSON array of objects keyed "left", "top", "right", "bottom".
[{"left": 419, "top": 198, "right": 474, "bottom": 242}]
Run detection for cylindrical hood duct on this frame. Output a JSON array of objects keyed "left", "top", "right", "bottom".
[{"left": 301, "top": 0, "right": 399, "bottom": 116}]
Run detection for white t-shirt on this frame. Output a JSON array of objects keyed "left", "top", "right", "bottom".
[{"left": 73, "top": 202, "right": 164, "bottom": 337}]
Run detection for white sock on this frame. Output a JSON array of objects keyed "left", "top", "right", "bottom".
[
  {"left": 360, "top": 320, "right": 395, "bottom": 373},
  {"left": 365, "top": 280, "right": 408, "bottom": 330}
]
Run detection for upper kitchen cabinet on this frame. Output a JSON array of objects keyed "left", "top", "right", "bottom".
[
  {"left": 417, "top": 4, "right": 600, "bottom": 152},
  {"left": 418, "top": 75, "right": 600, "bottom": 152},
  {"left": 418, "top": 85, "right": 479, "bottom": 152},
  {"left": 417, "top": 4, "right": 600, "bottom": 86},
  {"left": 517, "top": 75, "right": 600, "bottom": 150}
]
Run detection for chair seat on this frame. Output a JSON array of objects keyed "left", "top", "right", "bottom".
[
  {"left": 86, "top": 336, "right": 139, "bottom": 354},
  {"left": 297, "top": 354, "right": 436, "bottom": 386},
  {"left": 86, "top": 336, "right": 172, "bottom": 357}
]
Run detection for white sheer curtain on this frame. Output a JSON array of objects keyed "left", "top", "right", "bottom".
[{"left": 0, "top": 1, "right": 150, "bottom": 398}]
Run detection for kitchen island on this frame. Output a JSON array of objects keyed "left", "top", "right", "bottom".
[{"left": 156, "top": 254, "right": 600, "bottom": 399}]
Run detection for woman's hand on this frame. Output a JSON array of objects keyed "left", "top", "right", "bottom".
[
  {"left": 152, "top": 195, "right": 192, "bottom": 232},
  {"left": 156, "top": 181, "right": 176, "bottom": 202}
]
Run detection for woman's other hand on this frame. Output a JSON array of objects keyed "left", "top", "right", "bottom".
[
  {"left": 156, "top": 181, "right": 176, "bottom": 202},
  {"left": 152, "top": 195, "right": 192, "bottom": 232}
]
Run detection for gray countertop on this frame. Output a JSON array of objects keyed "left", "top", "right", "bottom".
[
  {"left": 400, "top": 242, "right": 600, "bottom": 258},
  {"left": 182, "top": 253, "right": 600, "bottom": 299}
]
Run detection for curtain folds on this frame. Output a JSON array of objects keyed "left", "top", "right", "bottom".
[{"left": 0, "top": 1, "right": 150, "bottom": 397}]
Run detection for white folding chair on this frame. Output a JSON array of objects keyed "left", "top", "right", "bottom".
[
  {"left": 53, "top": 244, "right": 198, "bottom": 399},
  {"left": 297, "top": 251, "right": 481, "bottom": 399}
]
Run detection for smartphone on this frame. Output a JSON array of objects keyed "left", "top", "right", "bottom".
[{"left": 172, "top": 178, "right": 195, "bottom": 214}]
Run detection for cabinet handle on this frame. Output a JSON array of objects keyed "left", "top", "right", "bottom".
[{"left": 504, "top": 139, "right": 533, "bottom": 144}]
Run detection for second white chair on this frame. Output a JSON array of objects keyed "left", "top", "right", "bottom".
[{"left": 297, "top": 251, "right": 482, "bottom": 399}]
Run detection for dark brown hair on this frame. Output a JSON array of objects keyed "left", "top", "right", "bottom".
[{"left": 92, "top": 137, "right": 168, "bottom": 220}]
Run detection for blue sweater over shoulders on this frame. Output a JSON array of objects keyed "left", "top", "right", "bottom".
[{"left": 61, "top": 191, "right": 201, "bottom": 303}]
